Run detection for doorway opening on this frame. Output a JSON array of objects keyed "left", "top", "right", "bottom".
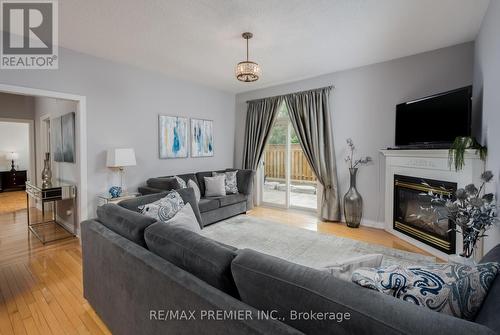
[
  {"left": 0, "top": 119, "right": 33, "bottom": 217},
  {"left": 260, "top": 104, "right": 317, "bottom": 210}
]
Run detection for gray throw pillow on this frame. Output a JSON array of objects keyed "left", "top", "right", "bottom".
[
  {"left": 174, "top": 175, "right": 187, "bottom": 188},
  {"left": 139, "top": 191, "right": 184, "bottom": 222},
  {"left": 204, "top": 175, "right": 226, "bottom": 197},
  {"left": 165, "top": 203, "right": 201, "bottom": 232},
  {"left": 320, "top": 254, "right": 383, "bottom": 281},
  {"left": 212, "top": 171, "right": 238, "bottom": 194},
  {"left": 352, "top": 262, "right": 500, "bottom": 320},
  {"left": 187, "top": 179, "right": 201, "bottom": 202}
]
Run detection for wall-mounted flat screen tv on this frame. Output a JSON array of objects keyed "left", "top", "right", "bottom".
[{"left": 395, "top": 86, "right": 472, "bottom": 148}]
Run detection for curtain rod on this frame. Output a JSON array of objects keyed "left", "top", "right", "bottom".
[{"left": 245, "top": 85, "right": 334, "bottom": 103}]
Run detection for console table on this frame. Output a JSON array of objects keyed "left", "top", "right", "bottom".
[
  {"left": 26, "top": 181, "right": 77, "bottom": 244},
  {"left": 0, "top": 170, "right": 27, "bottom": 192}
]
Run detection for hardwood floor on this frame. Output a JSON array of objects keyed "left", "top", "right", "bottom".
[
  {"left": 0, "top": 191, "right": 111, "bottom": 335},
  {"left": 0, "top": 191, "right": 432, "bottom": 334}
]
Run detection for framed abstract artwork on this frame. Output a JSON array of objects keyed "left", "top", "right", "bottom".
[
  {"left": 190, "top": 118, "right": 214, "bottom": 157},
  {"left": 51, "top": 116, "right": 63, "bottom": 162},
  {"left": 62, "top": 113, "right": 76, "bottom": 163},
  {"left": 159, "top": 115, "right": 188, "bottom": 158},
  {"left": 51, "top": 112, "right": 76, "bottom": 163}
]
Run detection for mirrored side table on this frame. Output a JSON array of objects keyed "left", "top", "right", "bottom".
[
  {"left": 26, "top": 181, "right": 77, "bottom": 244},
  {"left": 97, "top": 192, "right": 140, "bottom": 206}
]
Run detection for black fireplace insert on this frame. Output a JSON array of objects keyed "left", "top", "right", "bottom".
[{"left": 393, "top": 174, "right": 456, "bottom": 254}]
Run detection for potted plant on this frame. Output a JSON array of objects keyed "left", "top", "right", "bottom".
[
  {"left": 448, "top": 136, "right": 487, "bottom": 171},
  {"left": 343, "top": 138, "right": 372, "bottom": 228}
]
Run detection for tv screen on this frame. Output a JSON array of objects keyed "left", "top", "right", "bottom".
[{"left": 395, "top": 86, "right": 472, "bottom": 147}]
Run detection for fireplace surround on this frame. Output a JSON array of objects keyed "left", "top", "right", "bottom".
[{"left": 381, "top": 149, "right": 484, "bottom": 260}]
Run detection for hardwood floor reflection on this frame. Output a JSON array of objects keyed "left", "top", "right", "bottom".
[{"left": 0, "top": 191, "right": 110, "bottom": 335}]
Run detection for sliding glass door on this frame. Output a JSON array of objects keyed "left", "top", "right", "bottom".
[{"left": 261, "top": 105, "right": 317, "bottom": 210}]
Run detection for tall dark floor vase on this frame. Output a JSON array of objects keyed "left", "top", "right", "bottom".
[{"left": 343, "top": 168, "right": 363, "bottom": 228}]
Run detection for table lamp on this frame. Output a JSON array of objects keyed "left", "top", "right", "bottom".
[
  {"left": 6, "top": 152, "right": 19, "bottom": 172},
  {"left": 106, "top": 148, "right": 136, "bottom": 197}
]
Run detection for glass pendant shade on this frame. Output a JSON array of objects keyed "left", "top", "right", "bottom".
[
  {"left": 236, "top": 32, "right": 261, "bottom": 82},
  {"left": 235, "top": 61, "right": 261, "bottom": 82}
]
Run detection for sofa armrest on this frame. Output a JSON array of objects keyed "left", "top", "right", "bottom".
[
  {"left": 234, "top": 169, "right": 255, "bottom": 196},
  {"left": 146, "top": 177, "right": 180, "bottom": 191},
  {"left": 475, "top": 244, "right": 500, "bottom": 332},
  {"left": 138, "top": 186, "right": 164, "bottom": 195},
  {"left": 480, "top": 244, "right": 500, "bottom": 263}
]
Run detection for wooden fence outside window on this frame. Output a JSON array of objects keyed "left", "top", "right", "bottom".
[{"left": 263, "top": 144, "right": 317, "bottom": 183}]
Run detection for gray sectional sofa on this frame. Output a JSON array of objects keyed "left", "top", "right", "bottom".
[
  {"left": 82, "top": 189, "right": 500, "bottom": 335},
  {"left": 138, "top": 169, "right": 255, "bottom": 226}
]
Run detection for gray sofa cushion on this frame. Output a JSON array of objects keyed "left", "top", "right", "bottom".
[
  {"left": 220, "top": 193, "right": 247, "bottom": 207},
  {"left": 146, "top": 177, "right": 179, "bottom": 191},
  {"left": 198, "top": 198, "right": 220, "bottom": 212},
  {"left": 475, "top": 244, "right": 500, "bottom": 333},
  {"left": 208, "top": 193, "right": 247, "bottom": 207},
  {"left": 201, "top": 202, "right": 247, "bottom": 227},
  {"left": 145, "top": 223, "right": 239, "bottom": 298},
  {"left": 82, "top": 220, "right": 304, "bottom": 335},
  {"left": 232, "top": 249, "right": 495, "bottom": 335},
  {"left": 120, "top": 188, "right": 203, "bottom": 228},
  {"left": 96, "top": 204, "right": 157, "bottom": 247}
]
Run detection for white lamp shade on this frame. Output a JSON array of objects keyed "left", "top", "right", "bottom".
[
  {"left": 6, "top": 152, "right": 19, "bottom": 160},
  {"left": 106, "top": 148, "right": 136, "bottom": 168}
]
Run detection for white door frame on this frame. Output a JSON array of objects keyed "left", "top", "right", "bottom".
[
  {"left": 0, "top": 117, "right": 35, "bottom": 182},
  {"left": 0, "top": 83, "right": 88, "bottom": 223}
]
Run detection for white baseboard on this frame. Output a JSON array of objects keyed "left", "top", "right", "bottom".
[
  {"left": 360, "top": 219, "right": 385, "bottom": 229},
  {"left": 340, "top": 215, "right": 385, "bottom": 229}
]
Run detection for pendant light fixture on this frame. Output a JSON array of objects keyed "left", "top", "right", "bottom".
[{"left": 235, "top": 32, "right": 261, "bottom": 82}]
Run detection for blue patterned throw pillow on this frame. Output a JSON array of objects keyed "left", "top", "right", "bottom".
[
  {"left": 139, "top": 191, "right": 185, "bottom": 222},
  {"left": 352, "top": 262, "right": 499, "bottom": 320}
]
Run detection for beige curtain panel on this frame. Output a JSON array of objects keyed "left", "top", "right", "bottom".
[
  {"left": 242, "top": 86, "right": 339, "bottom": 221},
  {"left": 283, "top": 87, "right": 340, "bottom": 221},
  {"left": 242, "top": 96, "right": 282, "bottom": 171}
]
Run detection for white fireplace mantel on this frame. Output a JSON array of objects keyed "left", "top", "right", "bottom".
[{"left": 380, "top": 149, "right": 484, "bottom": 261}]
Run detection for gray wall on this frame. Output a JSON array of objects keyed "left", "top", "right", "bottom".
[
  {"left": 0, "top": 47, "right": 235, "bottom": 218},
  {"left": 0, "top": 121, "right": 30, "bottom": 171},
  {"left": 0, "top": 92, "right": 35, "bottom": 180},
  {"left": 0, "top": 92, "right": 34, "bottom": 120},
  {"left": 473, "top": 0, "right": 500, "bottom": 253},
  {"left": 235, "top": 43, "right": 474, "bottom": 227}
]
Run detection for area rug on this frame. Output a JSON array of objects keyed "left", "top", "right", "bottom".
[{"left": 200, "top": 215, "right": 436, "bottom": 268}]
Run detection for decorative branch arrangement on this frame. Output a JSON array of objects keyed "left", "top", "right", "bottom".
[
  {"left": 428, "top": 171, "right": 498, "bottom": 258},
  {"left": 345, "top": 138, "right": 372, "bottom": 169}
]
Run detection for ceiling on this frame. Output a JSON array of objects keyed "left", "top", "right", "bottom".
[{"left": 58, "top": 0, "right": 490, "bottom": 93}]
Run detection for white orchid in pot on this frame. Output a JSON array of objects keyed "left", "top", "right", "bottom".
[{"left": 343, "top": 138, "right": 372, "bottom": 228}]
